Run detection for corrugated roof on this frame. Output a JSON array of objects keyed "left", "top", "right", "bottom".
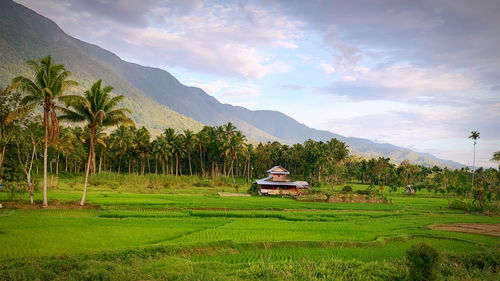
[
  {"left": 266, "top": 165, "right": 290, "bottom": 174},
  {"left": 255, "top": 178, "right": 310, "bottom": 188}
]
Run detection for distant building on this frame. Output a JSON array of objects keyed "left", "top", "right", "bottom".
[{"left": 255, "top": 166, "right": 309, "bottom": 196}]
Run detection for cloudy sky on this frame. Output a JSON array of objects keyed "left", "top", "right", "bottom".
[{"left": 17, "top": 0, "right": 500, "bottom": 167}]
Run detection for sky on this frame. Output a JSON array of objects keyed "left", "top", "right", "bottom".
[{"left": 16, "top": 0, "right": 500, "bottom": 168}]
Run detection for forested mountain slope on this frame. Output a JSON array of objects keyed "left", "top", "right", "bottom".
[{"left": 0, "top": 0, "right": 203, "bottom": 134}]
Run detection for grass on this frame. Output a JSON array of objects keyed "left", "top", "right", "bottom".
[{"left": 0, "top": 172, "right": 499, "bottom": 280}]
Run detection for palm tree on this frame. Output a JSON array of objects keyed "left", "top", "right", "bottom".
[
  {"left": 172, "top": 134, "right": 184, "bottom": 176},
  {"left": 132, "top": 127, "right": 150, "bottom": 175},
  {"left": 11, "top": 55, "right": 77, "bottom": 207},
  {"left": 110, "top": 126, "right": 133, "bottom": 174},
  {"left": 228, "top": 130, "right": 246, "bottom": 181},
  {"left": 152, "top": 136, "right": 171, "bottom": 175},
  {"left": 492, "top": 151, "right": 500, "bottom": 170},
  {"left": 182, "top": 129, "right": 194, "bottom": 176},
  {"left": 196, "top": 126, "right": 210, "bottom": 177},
  {"left": 60, "top": 79, "right": 132, "bottom": 205},
  {"left": 164, "top": 128, "right": 176, "bottom": 175},
  {"left": 492, "top": 151, "right": 500, "bottom": 162},
  {"left": 469, "top": 131, "right": 480, "bottom": 188}
]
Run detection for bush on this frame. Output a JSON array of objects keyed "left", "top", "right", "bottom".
[
  {"left": 356, "top": 189, "right": 371, "bottom": 195},
  {"left": 247, "top": 183, "right": 259, "bottom": 196},
  {"left": 341, "top": 185, "right": 353, "bottom": 193},
  {"left": 406, "top": 243, "right": 440, "bottom": 281}
]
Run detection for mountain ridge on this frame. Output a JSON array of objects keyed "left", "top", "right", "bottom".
[{"left": 0, "top": 0, "right": 465, "bottom": 168}]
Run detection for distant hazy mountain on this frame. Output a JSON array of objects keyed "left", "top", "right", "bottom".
[{"left": 0, "top": 0, "right": 465, "bottom": 168}]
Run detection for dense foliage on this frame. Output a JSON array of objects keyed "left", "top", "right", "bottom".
[{"left": 0, "top": 55, "right": 499, "bottom": 210}]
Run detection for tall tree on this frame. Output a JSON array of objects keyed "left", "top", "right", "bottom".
[
  {"left": 0, "top": 85, "right": 31, "bottom": 173},
  {"left": 11, "top": 55, "right": 77, "bottom": 207},
  {"left": 469, "top": 131, "right": 480, "bottom": 188},
  {"left": 60, "top": 79, "right": 132, "bottom": 205},
  {"left": 228, "top": 130, "right": 246, "bottom": 181},
  {"left": 492, "top": 151, "right": 500, "bottom": 170},
  {"left": 14, "top": 118, "right": 43, "bottom": 204},
  {"left": 110, "top": 126, "right": 133, "bottom": 174},
  {"left": 182, "top": 129, "right": 194, "bottom": 176},
  {"left": 132, "top": 127, "right": 150, "bottom": 175},
  {"left": 195, "top": 127, "right": 209, "bottom": 177}
]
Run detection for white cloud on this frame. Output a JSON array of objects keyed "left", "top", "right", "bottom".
[
  {"left": 220, "top": 84, "right": 261, "bottom": 99},
  {"left": 320, "top": 62, "right": 335, "bottom": 74},
  {"left": 272, "top": 41, "right": 298, "bottom": 49},
  {"left": 185, "top": 79, "right": 228, "bottom": 95},
  {"left": 324, "top": 25, "right": 362, "bottom": 70}
]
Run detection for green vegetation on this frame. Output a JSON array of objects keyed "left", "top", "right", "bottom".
[
  {"left": 1, "top": 175, "right": 499, "bottom": 280},
  {"left": 406, "top": 243, "right": 440, "bottom": 281},
  {"left": 0, "top": 55, "right": 499, "bottom": 280}
]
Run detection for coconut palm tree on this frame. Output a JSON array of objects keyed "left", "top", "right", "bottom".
[
  {"left": 228, "top": 130, "right": 246, "bottom": 181},
  {"left": 182, "top": 129, "right": 194, "bottom": 176},
  {"left": 11, "top": 55, "right": 77, "bottom": 207},
  {"left": 492, "top": 151, "right": 500, "bottom": 170},
  {"left": 110, "top": 125, "right": 133, "bottom": 174},
  {"left": 131, "top": 127, "right": 150, "bottom": 175},
  {"left": 164, "top": 128, "right": 176, "bottom": 175},
  {"left": 196, "top": 126, "right": 210, "bottom": 177},
  {"left": 59, "top": 79, "right": 132, "bottom": 205},
  {"left": 469, "top": 131, "right": 480, "bottom": 188},
  {"left": 152, "top": 136, "right": 171, "bottom": 175}
]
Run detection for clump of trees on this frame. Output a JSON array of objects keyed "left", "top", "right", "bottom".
[{"left": 0, "top": 55, "right": 499, "bottom": 209}]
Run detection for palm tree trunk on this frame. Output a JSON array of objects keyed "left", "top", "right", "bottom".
[
  {"left": 175, "top": 153, "right": 179, "bottom": 177},
  {"left": 471, "top": 142, "right": 476, "bottom": 188},
  {"left": 80, "top": 148, "right": 92, "bottom": 206},
  {"left": 199, "top": 144, "right": 204, "bottom": 177},
  {"left": 98, "top": 151, "right": 103, "bottom": 174},
  {"left": 0, "top": 147, "right": 6, "bottom": 171},
  {"left": 117, "top": 155, "right": 122, "bottom": 174},
  {"left": 80, "top": 129, "right": 95, "bottom": 206},
  {"left": 43, "top": 110, "right": 49, "bottom": 207},
  {"left": 188, "top": 153, "right": 192, "bottom": 176},
  {"left": 147, "top": 154, "right": 151, "bottom": 174}
]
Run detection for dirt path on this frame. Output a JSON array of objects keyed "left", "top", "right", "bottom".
[{"left": 431, "top": 223, "right": 500, "bottom": 237}]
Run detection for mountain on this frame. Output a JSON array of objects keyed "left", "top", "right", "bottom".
[
  {"left": 0, "top": 0, "right": 202, "bottom": 135},
  {"left": 0, "top": 0, "right": 464, "bottom": 168}
]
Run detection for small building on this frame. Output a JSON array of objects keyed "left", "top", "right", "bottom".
[{"left": 255, "top": 166, "right": 309, "bottom": 196}]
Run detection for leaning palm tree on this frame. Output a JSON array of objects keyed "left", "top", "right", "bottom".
[
  {"left": 11, "top": 55, "right": 77, "bottom": 207},
  {"left": 60, "top": 79, "right": 132, "bottom": 205},
  {"left": 469, "top": 131, "right": 480, "bottom": 188}
]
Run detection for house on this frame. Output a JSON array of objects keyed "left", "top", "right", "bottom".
[{"left": 254, "top": 166, "right": 309, "bottom": 196}]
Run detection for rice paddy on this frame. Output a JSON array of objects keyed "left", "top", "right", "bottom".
[{"left": 0, "top": 174, "right": 499, "bottom": 280}]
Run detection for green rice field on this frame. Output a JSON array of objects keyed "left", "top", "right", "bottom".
[{"left": 0, "top": 173, "right": 499, "bottom": 280}]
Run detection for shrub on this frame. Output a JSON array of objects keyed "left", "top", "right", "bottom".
[
  {"left": 341, "top": 185, "right": 353, "bottom": 193},
  {"left": 356, "top": 189, "right": 371, "bottom": 195},
  {"left": 406, "top": 243, "right": 440, "bottom": 281},
  {"left": 247, "top": 183, "right": 259, "bottom": 196}
]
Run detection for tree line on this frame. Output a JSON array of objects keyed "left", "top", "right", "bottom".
[{"left": 1, "top": 55, "right": 499, "bottom": 208}]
